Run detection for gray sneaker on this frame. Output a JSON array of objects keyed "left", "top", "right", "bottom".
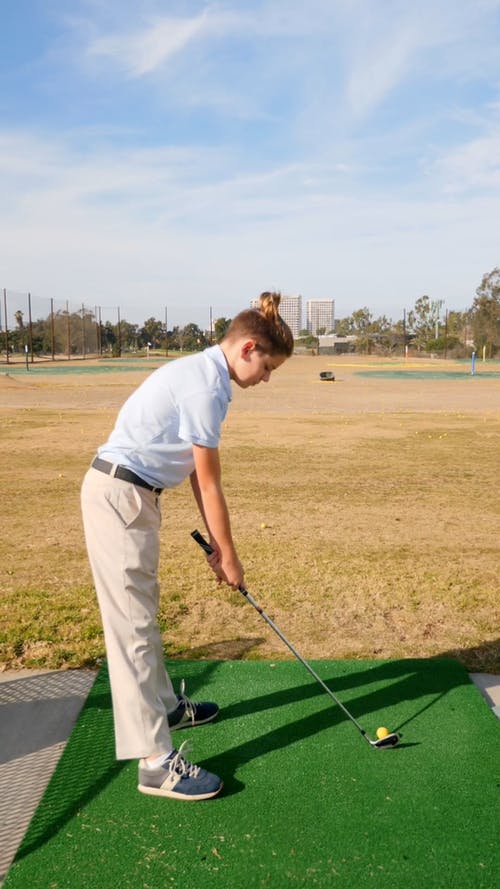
[
  {"left": 168, "top": 680, "right": 219, "bottom": 731},
  {"left": 138, "top": 742, "right": 223, "bottom": 801}
]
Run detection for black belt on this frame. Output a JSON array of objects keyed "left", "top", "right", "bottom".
[{"left": 92, "top": 457, "right": 163, "bottom": 494}]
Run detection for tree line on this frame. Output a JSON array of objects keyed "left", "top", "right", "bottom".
[
  {"left": 4, "top": 309, "right": 232, "bottom": 359},
  {"left": 304, "top": 268, "right": 499, "bottom": 357},
  {"left": 3, "top": 267, "right": 499, "bottom": 359}
]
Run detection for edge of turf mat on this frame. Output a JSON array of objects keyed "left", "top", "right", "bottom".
[{"left": 5, "top": 658, "right": 499, "bottom": 889}]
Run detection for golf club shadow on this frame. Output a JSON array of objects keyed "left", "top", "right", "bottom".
[
  {"left": 203, "top": 705, "right": 343, "bottom": 781},
  {"left": 196, "top": 656, "right": 472, "bottom": 774},
  {"left": 203, "top": 702, "right": 416, "bottom": 786},
  {"left": 393, "top": 689, "right": 449, "bottom": 732},
  {"left": 205, "top": 656, "right": 469, "bottom": 728}
]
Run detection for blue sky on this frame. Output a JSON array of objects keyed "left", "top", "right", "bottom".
[{"left": 1, "top": 0, "right": 499, "bottom": 328}]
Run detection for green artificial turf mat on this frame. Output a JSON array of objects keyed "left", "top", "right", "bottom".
[{"left": 5, "top": 658, "right": 499, "bottom": 889}]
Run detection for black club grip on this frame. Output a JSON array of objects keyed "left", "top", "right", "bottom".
[{"left": 191, "top": 529, "right": 214, "bottom": 556}]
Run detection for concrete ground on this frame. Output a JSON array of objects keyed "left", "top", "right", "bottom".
[
  {"left": 0, "top": 669, "right": 97, "bottom": 886},
  {"left": 0, "top": 669, "right": 499, "bottom": 886}
]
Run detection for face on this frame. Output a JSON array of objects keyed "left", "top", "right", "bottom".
[{"left": 233, "top": 341, "right": 286, "bottom": 388}]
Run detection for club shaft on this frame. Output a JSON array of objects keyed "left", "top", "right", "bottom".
[
  {"left": 240, "top": 586, "right": 366, "bottom": 734},
  {"left": 191, "top": 529, "right": 368, "bottom": 738}
]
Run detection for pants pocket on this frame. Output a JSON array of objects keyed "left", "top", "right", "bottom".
[{"left": 105, "top": 484, "right": 143, "bottom": 528}]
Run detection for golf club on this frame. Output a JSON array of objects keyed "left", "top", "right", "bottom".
[{"left": 191, "top": 529, "right": 400, "bottom": 749}]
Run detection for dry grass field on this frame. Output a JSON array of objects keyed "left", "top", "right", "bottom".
[{"left": 1, "top": 354, "right": 499, "bottom": 673}]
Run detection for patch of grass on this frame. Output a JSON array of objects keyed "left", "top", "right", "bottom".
[
  {"left": 1, "top": 357, "right": 499, "bottom": 672},
  {"left": 0, "top": 584, "right": 105, "bottom": 668}
]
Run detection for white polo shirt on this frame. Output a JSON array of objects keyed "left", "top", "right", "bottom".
[{"left": 98, "top": 345, "right": 232, "bottom": 489}]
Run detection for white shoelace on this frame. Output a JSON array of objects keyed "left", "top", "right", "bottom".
[
  {"left": 168, "top": 741, "right": 201, "bottom": 779},
  {"left": 177, "top": 679, "right": 196, "bottom": 724}
]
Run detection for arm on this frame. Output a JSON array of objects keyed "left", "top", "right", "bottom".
[{"left": 190, "top": 444, "right": 244, "bottom": 589}]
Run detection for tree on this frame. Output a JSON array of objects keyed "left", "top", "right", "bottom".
[
  {"left": 425, "top": 335, "right": 461, "bottom": 354},
  {"left": 297, "top": 333, "right": 318, "bottom": 349},
  {"left": 214, "top": 317, "right": 231, "bottom": 341},
  {"left": 168, "top": 326, "right": 181, "bottom": 351},
  {"left": 407, "top": 295, "right": 435, "bottom": 351},
  {"left": 351, "top": 307, "right": 373, "bottom": 353},
  {"left": 445, "top": 310, "right": 468, "bottom": 339},
  {"left": 119, "top": 320, "right": 140, "bottom": 351},
  {"left": 139, "top": 317, "right": 164, "bottom": 348},
  {"left": 7, "top": 310, "right": 26, "bottom": 352},
  {"left": 101, "top": 320, "right": 116, "bottom": 351},
  {"left": 336, "top": 317, "right": 354, "bottom": 336},
  {"left": 181, "top": 323, "right": 208, "bottom": 352},
  {"left": 470, "top": 268, "right": 500, "bottom": 357},
  {"left": 369, "top": 314, "right": 394, "bottom": 353},
  {"left": 437, "top": 310, "right": 469, "bottom": 357}
]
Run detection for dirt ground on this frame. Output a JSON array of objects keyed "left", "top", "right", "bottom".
[
  {"left": 1, "top": 354, "right": 499, "bottom": 672},
  {"left": 1, "top": 354, "right": 497, "bottom": 415}
]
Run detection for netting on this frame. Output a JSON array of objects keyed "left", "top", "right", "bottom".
[{"left": 1, "top": 290, "right": 125, "bottom": 360}]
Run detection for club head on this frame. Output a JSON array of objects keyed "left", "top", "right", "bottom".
[{"left": 371, "top": 732, "right": 400, "bottom": 749}]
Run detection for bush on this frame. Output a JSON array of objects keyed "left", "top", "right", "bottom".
[{"left": 425, "top": 336, "right": 460, "bottom": 354}]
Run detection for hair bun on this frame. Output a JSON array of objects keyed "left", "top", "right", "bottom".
[
  {"left": 258, "top": 291, "right": 281, "bottom": 321},
  {"left": 222, "top": 290, "right": 293, "bottom": 357}
]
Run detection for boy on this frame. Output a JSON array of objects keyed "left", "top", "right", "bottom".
[{"left": 81, "top": 292, "right": 294, "bottom": 800}]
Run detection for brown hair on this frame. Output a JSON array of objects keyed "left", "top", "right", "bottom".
[{"left": 223, "top": 292, "right": 294, "bottom": 357}]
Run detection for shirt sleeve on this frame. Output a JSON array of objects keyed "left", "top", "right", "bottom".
[{"left": 177, "top": 389, "right": 226, "bottom": 448}]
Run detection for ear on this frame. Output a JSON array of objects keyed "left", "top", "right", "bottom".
[{"left": 241, "top": 339, "right": 256, "bottom": 359}]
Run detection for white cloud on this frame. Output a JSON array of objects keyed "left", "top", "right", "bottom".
[
  {"left": 343, "top": 0, "right": 500, "bottom": 119},
  {"left": 87, "top": 11, "right": 211, "bottom": 77},
  {"left": 3, "top": 2, "right": 500, "bottom": 323},
  {"left": 1, "top": 127, "right": 498, "bottom": 324},
  {"left": 433, "top": 134, "right": 500, "bottom": 193},
  {"left": 344, "top": 4, "right": 421, "bottom": 118}
]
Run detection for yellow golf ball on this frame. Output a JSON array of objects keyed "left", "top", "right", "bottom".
[
  {"left": 260, "top": 522, "right": 268, "bottom": 529},
  {"left": 376, "top": 726, "right": 390, "bottom": 739}
]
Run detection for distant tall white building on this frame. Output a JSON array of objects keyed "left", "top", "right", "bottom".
[
  {"left": 251, "top": 293, "right": 302, "bottom": 338},
  {"left": 307, "top": 299, "right": 335, "bottom": 335}
]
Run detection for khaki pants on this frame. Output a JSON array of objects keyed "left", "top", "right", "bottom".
[{"left": 81, "top": 466, "right": 177, "bottom": 759}]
